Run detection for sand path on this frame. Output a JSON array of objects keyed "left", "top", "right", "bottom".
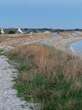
[{"left": 0, "top": 55, "right": 35, "bottom": 110}]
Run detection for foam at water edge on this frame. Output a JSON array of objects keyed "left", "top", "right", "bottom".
[{"left": 70, "top": 45, "right": 77, "bottom": 55}]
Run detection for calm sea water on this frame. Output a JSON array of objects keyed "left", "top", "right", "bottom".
[{"left": 71, "top": 40, "right": 82, "bottom": 54}]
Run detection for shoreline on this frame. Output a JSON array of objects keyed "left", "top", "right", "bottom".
[
  {"left": 70, "top": 40, "right": 82, "bottom": 57},
  {"left": 65, "top": 38, "right": 82, "bottom": 58},
  {"left": 54, "top": 37, "right": 82, "bottom": 57}
]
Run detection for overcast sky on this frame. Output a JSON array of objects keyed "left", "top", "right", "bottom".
[{"left": 0, "top": 0, "right": 82, "bottom": 28}]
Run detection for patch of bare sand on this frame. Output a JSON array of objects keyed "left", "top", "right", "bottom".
[{"left": 0, "top": 33, "right": 50, "bottom": 48}]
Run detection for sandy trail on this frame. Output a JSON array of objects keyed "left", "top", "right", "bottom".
[{"left": 0, "top": 55, "right": 34, "bottom": 110}]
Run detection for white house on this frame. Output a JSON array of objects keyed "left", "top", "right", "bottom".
[
  {"left": 17, "top": 28, "right": 23, "bottom": 34},
  {"left": 1, "top": 28, "right": 5, "bottom": 34}
]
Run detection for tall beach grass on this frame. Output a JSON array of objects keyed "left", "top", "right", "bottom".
[{"left": 8, "top": 44, "right": 82, "bottom": 110}]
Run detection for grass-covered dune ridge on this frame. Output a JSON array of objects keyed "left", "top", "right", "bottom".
[{"left": 8, "top": 44, "right": 82, "bottom": 110}]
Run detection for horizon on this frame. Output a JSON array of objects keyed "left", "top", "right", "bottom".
[
  {"left": 0, "top": 27, "right": 82, "bottom": 30},
  {"left": 0, "top": 0, "right": 82, "bottom": 28}
]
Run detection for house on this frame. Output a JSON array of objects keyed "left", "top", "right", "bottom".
[
  {"left": 17, "top": 28, "right": 23, "bottom": 34},
  {"left": 0, "top": 28, "right": 5, "bottom": 34}
]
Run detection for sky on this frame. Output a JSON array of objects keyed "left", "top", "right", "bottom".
[{"left": 0, "top": 0, "right": 82, "bottom": 28}]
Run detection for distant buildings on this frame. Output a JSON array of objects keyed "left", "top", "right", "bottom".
[
  {"left": 0, "top": 28, "right": 24, "bottom": 34},
  {"left": 0, "top": 28, "right": 52, "bottom": 34},
  {"left": 0, "top": 28, "right": 82, "bottom": 34}
]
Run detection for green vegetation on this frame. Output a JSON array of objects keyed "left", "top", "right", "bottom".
[
  {"left": 8, "top": 30, "right": 16, "bottom": 34},
  {"left": 8, "top": 44, "right": 82, "bottom": 110},
  {"left": 0, "top": 49, "right": 4, "bottom": 55}
]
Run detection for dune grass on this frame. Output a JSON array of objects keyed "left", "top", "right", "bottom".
[
  {"left": 0, "top": 48, "right": 4, "bottom": 55},
  {"left": 8, "top": 44, "right": 82, "bottom": 110}
]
